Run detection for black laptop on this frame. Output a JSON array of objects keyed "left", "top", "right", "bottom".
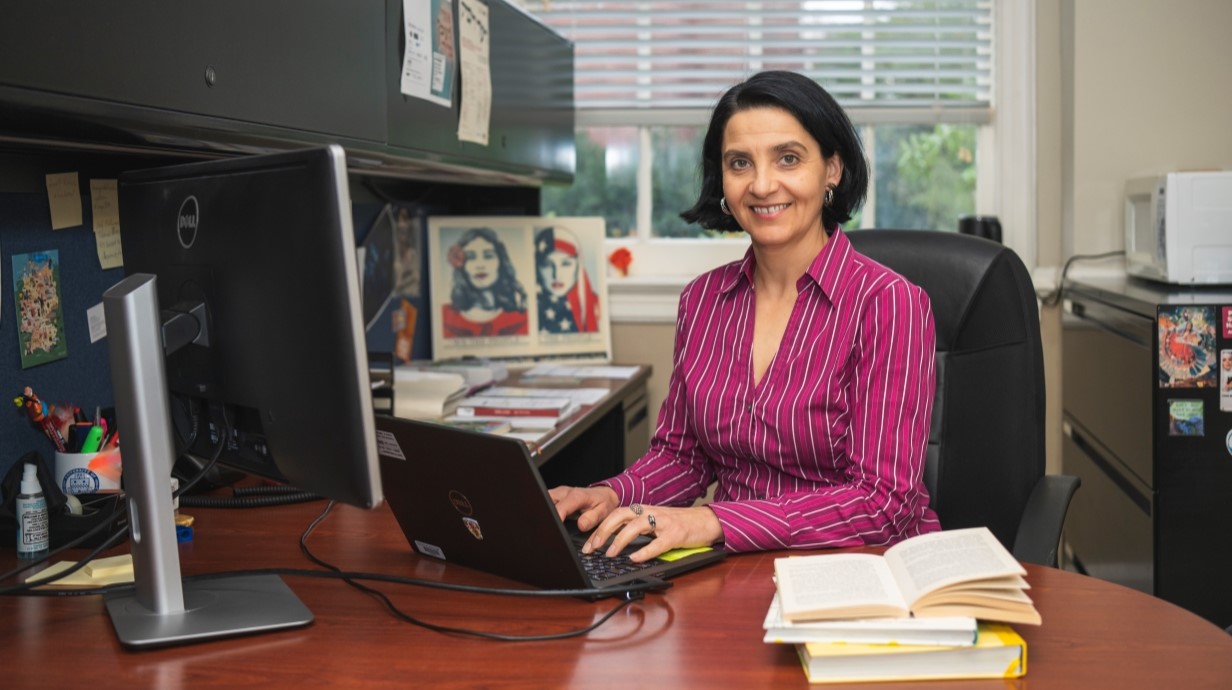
[{"left": 374, "top": 415, "right": 726, "bottom": 595}]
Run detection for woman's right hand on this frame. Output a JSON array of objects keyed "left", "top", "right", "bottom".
[{"left": 548, "top": 485, "right": 619, "bottom": 532}]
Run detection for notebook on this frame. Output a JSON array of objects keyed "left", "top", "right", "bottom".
[{"left": 374, "top": 415, "right": 726, "bottom": 595}]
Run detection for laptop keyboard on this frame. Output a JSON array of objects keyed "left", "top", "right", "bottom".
[{"left": 577, "top": 549, "right": 659, "bottom": 584}]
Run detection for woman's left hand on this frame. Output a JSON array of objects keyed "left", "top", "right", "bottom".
[{"left": 582, "top": 503, "right": 723, "bottom": 563}]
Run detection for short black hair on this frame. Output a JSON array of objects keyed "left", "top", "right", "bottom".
[{"left": 680, "top": 71, "right": 869, "bottom": 233}]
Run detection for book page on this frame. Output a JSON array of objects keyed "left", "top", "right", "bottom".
[
  {"left": 884, "top": 527, "right": 1025, "bottom": 605},
  {"left": 773, "top": 554, "right": 909, "bottom": 621}
]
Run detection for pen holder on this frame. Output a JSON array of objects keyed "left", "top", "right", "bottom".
[{"left": 54, "top": 449, "right": 122, "bottom": 494}]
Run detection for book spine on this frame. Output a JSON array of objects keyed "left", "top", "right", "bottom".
[{"left": 456, "top": 406, "right": 564, "bottom": 418}]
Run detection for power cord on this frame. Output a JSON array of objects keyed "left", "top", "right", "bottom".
[
  {"left": 4, "top": 494, "right": 668, "bottom": 641},
  {"left": 292, "top": 500, "right": 664, "bottom": 641},
  {"left": 1037, "top": 250, "right": 1126, "bottom": 307}
]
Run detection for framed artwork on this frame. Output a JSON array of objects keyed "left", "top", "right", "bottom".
[{"left": 428, "top": 216, "right": 611, "bottom": 363}]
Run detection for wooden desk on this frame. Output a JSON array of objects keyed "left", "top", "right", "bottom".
[{"left": 4, "top": 498, "right": 1232, "bottom": 689}]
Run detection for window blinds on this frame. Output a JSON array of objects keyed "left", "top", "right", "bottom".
[{"left": 516, "top": 0, "right": 993, "bottom": 125}]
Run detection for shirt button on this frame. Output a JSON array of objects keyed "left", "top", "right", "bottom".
[{"left": 744, "top": 404, "right": 753, "bottom": 413}]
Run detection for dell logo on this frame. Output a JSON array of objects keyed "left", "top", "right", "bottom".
[{"left": 177, "top": 195, "right": 200, "bottom": 248}]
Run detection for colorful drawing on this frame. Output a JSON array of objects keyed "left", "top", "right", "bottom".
[
  {"left": 439, "top": 226, "right": 530, "bottom": 339},
  {"left": 1168, "top": 399, "right": 1204, "bottom": 437},
  {"left": 428, "top": 216, "right": 611, "bottom": 363},
  {"left": 1157, "top": 306, "right": 1216, "bottom": 388},
  {"left": 535, "top": 225, "right": 602, "bottom": 335},
  {"left": 12, "top": 250, "right": 68, "bottom": 368}
]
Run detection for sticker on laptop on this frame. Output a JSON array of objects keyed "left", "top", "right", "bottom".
[
  {"left": 376, "top": 429, "right": 406, "bottom": 460},
  {"left": 463, "top": 517, "right": 484, "bottom": 540},
  {"left": 415, "top": 541, "right": 446, "bottom": 559}
]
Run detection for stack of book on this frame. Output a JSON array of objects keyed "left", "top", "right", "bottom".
[
  {"left": 443, "top": 394, "right": 579, "bottom": 430},
  {"left": 766, "top": 527, "right": 1037, "bottom": 684},
  {"left": 388, "top": 369, "right": 470, "bottom": 419},
  {"left": 401, "top": 357, "right": 508, "bottom": 393}
]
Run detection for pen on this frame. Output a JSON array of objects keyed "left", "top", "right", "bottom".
[{"left": 79, "top": 424, "right": 104, "bottom": 454}]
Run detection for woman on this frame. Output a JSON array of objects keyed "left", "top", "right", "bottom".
[
  {"left": 535, "top": 225, "right": 600, "bottom": 334},
  {"left": 550, "top": 71, "right": 939, "bottom": 561},
  {"left": 441, "top": 227, "right": 529, "bottom": 337}
]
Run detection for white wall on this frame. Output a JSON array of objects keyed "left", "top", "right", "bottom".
[{"left": 1063, "top": 0, "right": 1232, "bottom": 256}]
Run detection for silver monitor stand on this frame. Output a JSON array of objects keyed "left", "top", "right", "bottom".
[{"left": 101, "top": 273, "right": 312, "bottom": 649}]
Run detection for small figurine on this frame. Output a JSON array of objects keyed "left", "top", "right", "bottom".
[{"left": 13, "top": 386, "right": 69, "bottom": 452}]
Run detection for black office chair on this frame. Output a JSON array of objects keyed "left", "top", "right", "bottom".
[{"left": 847, "top": 229, "right": 1080, "bottom": 567}]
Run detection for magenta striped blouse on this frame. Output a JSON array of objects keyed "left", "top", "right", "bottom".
[{"left": 600, "top": 229, "right": 940, "bottom": 552}]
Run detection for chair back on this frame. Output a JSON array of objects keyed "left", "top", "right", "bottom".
[{"left": 847, "top": 229, "right": 1045, "bottom": 549}]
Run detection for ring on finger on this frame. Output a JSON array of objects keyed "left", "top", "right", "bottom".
[
  {"left": 647, "top": 514, "right": 657, "bottom": 531},
  {"left": 630, "top": 503, "right": 643, "bottom": 516}
]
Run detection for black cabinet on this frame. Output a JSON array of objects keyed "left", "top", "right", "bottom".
[
  {"left": 1062, "top": 276, "right": 1232, "bottom": 627},
  {"left": 0, "top": 0, "right": 573, "bottom": 185}
]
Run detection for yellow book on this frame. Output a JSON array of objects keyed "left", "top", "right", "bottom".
[{"left": 796, "top": 622, "right": 1027, "bottom": 684}]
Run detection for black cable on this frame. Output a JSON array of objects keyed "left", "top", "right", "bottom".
[
  {"left": 1037, "top": 250, "right": 1126, "bottom": 307},
  {"left": 179, "top": 491, "right": 321, "bottom": 509},
  {"left": 292, "top": 501, "right": 661, "bottom": 640},
  {"left": 0, "top": 509, "right": 130, "bottom": 594},
  {"left": 2, "top": 404, "right": 233, "bottom": 592},
  {"left": 173, "top": 404, "right": 231, "bottom": 497}
]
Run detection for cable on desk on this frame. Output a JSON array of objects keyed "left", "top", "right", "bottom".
[
  {"left": 1, "top": 409, "right": 234, "bottom": 594},
  {"left": 287, "top": 500, "right": 663, "bottom": 641},
  {"left": 1037, "top": 250, "right": 1126, "bottom": 308},
  {"left": 0, "top": 500, "right": 130, "bottom": 595},
  {"left": 179, "top": 490, "right": 322, "bottom": 509}
]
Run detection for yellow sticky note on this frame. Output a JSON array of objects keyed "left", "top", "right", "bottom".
[
  {"left": 83, "top": 553, "right": 133, "bottom": 579},
  {"left": 46, "top": 171, "right": 83, "bottom": 230},
  {"left": 25, "top": 554, "right": 134, "bottom": 588},
  {"left": 89, "top": 178, "right": 124, "bottom": 269},
  {"left": 659, "top": 546, "right": 713, "bottom": 562}
]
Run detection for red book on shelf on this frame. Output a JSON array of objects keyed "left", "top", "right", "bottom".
[
  {"left": 453, "top": 396, "right": 576, "bottom": 419},
  {"left": 450, "top": 396, "right": 579, "bottom": 428}
]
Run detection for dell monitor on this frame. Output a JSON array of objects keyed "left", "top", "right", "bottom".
[{"left": 103, "top": 145, "right": 382, "bottom": 648}]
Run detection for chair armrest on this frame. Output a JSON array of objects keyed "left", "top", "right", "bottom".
[{"left": 1011, "top": 474, "right": 1082, "bottom": 567}]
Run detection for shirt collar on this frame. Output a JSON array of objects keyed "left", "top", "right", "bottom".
[{"left": 720, "top": 226, "right": 852, "bottom": 300}]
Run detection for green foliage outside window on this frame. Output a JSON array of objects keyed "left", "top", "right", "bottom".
[{"left": 542, "top": 124, "right": 977, "bottom": 239}]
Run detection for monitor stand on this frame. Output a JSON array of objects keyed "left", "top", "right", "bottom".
[{"left": 101, "top": 274, "right": 312, "bottom": 649}]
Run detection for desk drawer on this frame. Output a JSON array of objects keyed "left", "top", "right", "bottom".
[
  {"left": 1061, "top": 304, "right": 1153, "bottom": 487},
  {"left": 1062, "top": 423, "right": 1154, "bottom": 595}
]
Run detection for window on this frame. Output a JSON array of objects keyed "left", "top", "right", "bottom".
[{"left": 520, "top": 1, "right": 1027, "bottom": 317}]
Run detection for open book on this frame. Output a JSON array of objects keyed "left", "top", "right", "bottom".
[{"left": 773, "top": 527, "right": 1041, "bottom": 626}]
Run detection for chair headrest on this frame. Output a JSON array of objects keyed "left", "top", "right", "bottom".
[{"left": 846, "top": 230, "right": 1034, "bottom": 353}]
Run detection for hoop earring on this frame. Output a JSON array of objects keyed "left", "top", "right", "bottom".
[
  {"left": 719, "top": 197, "right": 731, "bottom": 215},
  {"left": 824, "top": 187, "right": 835, "bottom": 207}
]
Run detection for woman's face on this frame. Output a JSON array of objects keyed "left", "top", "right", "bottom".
[
  {"left": 462, "top": 237, "right": 499, "bottom": 289},
  {"left": 720, "top": 106, "right": 842, "bottom": 252},
  {"left": 1222, "top": 350, "right": 1232, "bottom": 371},
  {"left": 539, "top": 251, "right": 579, "bottom": 298}
]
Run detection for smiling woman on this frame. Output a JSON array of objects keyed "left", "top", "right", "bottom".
[{"left": 549, "top": 71, "right": 940, "bottom": 563}]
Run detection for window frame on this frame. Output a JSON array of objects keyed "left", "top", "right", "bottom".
[{"left": 533, "top": 0, "right": 1036, "bottom": 323}]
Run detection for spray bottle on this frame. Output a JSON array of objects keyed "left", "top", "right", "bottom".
[{"left": 16, "top": 463, "right": 50, "bottom": 560}]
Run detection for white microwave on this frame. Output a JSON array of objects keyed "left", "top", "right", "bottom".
[
  {"left": 1124, "top": 171, "right": 1232, "bottom": 285},
  {"left": 1128, "top": 172, "right": 1232, "bottom": 285}
]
